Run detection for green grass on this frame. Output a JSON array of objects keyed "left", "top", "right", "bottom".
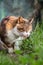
[{"left": 0, "top": 22, "right": 43, "bottom": 65}]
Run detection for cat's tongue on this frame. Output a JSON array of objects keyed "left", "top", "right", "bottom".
[{"left": 23, "top": 32, "right": 30, "bottom": 38}]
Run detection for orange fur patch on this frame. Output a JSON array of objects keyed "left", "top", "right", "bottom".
[{"left": 5, "top": 16, "right": 18, "bottom": 30}]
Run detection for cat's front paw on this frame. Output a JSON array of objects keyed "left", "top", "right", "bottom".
[{"left": 8, "top": 47, "right": 14, "bottom": 53}]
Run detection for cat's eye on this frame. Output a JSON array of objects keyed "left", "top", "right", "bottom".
[{"left": 17, "top": 27, "right": 25, "bottom": 32}]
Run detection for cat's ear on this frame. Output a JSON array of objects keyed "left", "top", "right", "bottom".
[
  {"left": 28, "top": 17, "right": 34, "bottom": 24},
  {"left": 23, "top": 18, "right": 28, "bottom": 23},
  {"left": 18, "top": 16, "right": 23, "bottom": 23},
  {"left": 17, "top": 16, "right": 29, "bottom": 24}
]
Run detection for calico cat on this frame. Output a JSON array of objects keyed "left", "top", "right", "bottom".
[{"left": 0, "top": 16, "right": 34, "bottom": 53}]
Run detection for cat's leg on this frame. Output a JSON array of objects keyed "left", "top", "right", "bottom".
[
  {"left": 14, "top": 37, "right": 24, "bottom": 50},
  {"left": 7, "top": 44, "right": 14, "bottom": 53},
  {"left": 14, "top": 41, "right": 20, "bottom": 50},
  {"left": 0, "top": 39, "right": 14, "bottom": 53}
]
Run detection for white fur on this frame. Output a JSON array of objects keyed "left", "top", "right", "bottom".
[
  {"left": 8, "top": 47, "right": 13, "bottom": 53},
  {"left": 6, "top": 24, "right": 32, "bottom": 51},
  {"left": 6, "top": 30, "right": 15, "bottom": 44},
  {"left": 12, "top": 26, "right": 20, "bottom": 36},
  {"left": 14, "top": 37, "right": 24, "bottom": 50}
]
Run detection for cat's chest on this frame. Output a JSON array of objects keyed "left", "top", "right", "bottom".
[
  {"left": 6, "top": 30, "right": 18, "bottom": 43},
  {"left": 5, "top": 28, "right": 23, "bottom": 44}
]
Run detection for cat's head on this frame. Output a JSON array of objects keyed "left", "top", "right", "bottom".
[
  {"left": 17, "top": 16, "right": 34, "bottom": 37},
  {"left": 1, "top": 16, "right": 34, "bottom": 38}
]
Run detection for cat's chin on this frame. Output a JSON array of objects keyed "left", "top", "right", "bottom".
[{"left": 22, "top": 31, "right": 31, "bottom": 38}]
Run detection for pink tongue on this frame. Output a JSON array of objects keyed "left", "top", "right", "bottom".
[
  {"left": 23, "top": 31, "right": 31, "bottom": 38},
  {"left": 22, "top": 32, "right": 28, "bottom": 37}
]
